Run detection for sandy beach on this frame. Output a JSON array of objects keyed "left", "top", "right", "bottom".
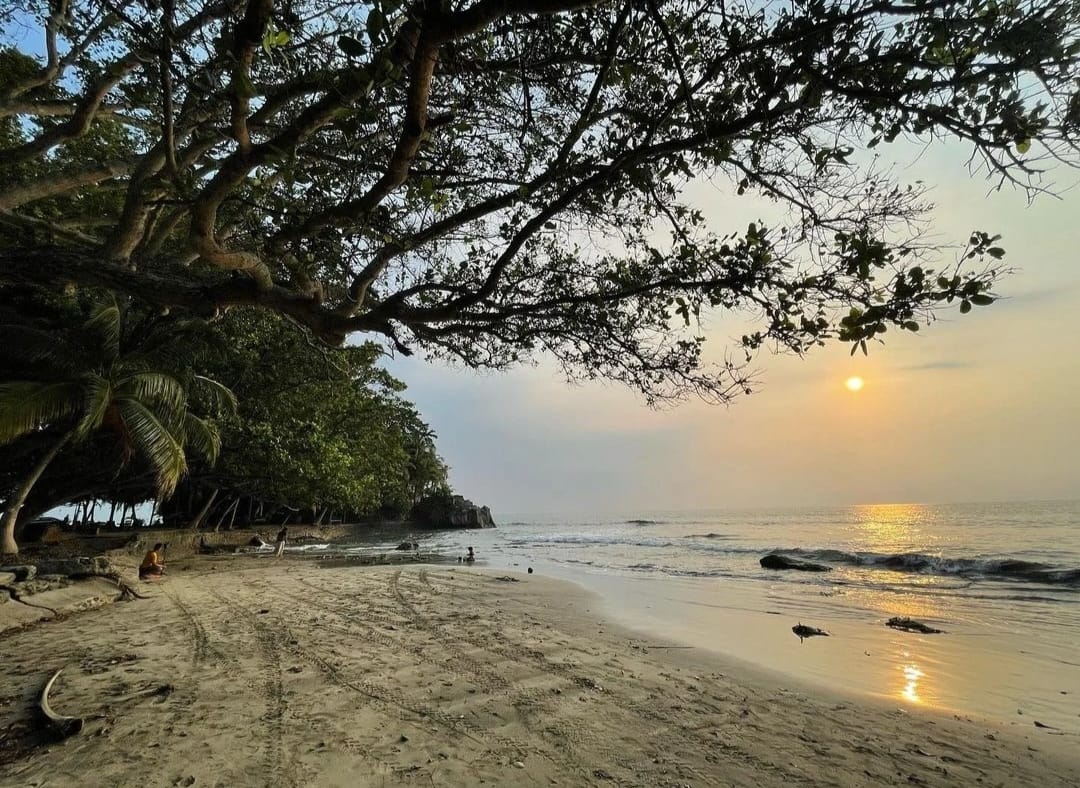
[{"left": 2, "top": 555, "right": 1078, "bottom": 787}]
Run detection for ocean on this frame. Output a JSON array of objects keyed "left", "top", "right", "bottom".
[{"left": 296, "top": 500, "right": 1080, "bottom": 730}]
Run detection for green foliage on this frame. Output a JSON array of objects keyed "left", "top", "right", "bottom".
[
  {"left": 183, "top": 310, "right": 448, "bottom": 516},
  {"left": 0, "top": 298, "right": 226, "bottom": 498}
]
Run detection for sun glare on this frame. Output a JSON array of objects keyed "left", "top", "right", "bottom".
[{"left": 845, "top": 376, "right": 865, "bottom": 392}]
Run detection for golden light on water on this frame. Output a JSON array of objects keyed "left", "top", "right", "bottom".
[
  {"left": 845, "top": 376, "right": 865, "bottom": 391},
  {"left": 901, "top": 662, "right": 925, "bottom": 703}
]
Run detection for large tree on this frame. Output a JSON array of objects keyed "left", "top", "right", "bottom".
[{"left": 1, "top": 0, "right": 1077, "bottom": 402}]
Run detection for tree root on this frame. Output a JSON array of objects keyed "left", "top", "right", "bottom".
[{"left": 104, "top": 572, "right": 150, "bottom": 601}]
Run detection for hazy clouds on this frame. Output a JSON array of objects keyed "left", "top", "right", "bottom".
[{"left": 386, "top": 144, "right": 1080, "bottom": 515}]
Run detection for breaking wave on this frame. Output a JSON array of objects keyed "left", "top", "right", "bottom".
[{"left": 775, "top": 549, "right": 1080, "bottom": 586}]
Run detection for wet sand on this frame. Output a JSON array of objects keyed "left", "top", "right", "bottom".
[{"left": 1, "top": 556, "right": 1078, "bottom": 787}]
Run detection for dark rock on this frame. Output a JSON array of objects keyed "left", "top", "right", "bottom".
[
  {"left": 0, "top": 565, "right": 37, "bottom": 581},
  {"left": 760, "top": 554, "right": 832, "bottom": 572},
  {"left": 792, "top": 623, "right": 830, "bottom": 641},
  {"left": 395, "top": 541, "right": 414, "bottom": 551},
  {"left": 411, "top": 493, "right": 495, "bottom": 529},
  {"left": 33, "top": 556, "right": 115, "bottom": 578},
  {"left": 885, "top": 617, "right": 945, "bottom": 634}
]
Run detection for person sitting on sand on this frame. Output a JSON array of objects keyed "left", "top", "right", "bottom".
[
  {"left": 274, "top": 527, "right": 288, "bottom": 558},
  {"left": 139, "top": 543, "right": 166, "bottom": 580}
]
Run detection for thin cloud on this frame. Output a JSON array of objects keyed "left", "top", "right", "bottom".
[{"left": 903, "top": 360, "right": 972, "bottom": 371}]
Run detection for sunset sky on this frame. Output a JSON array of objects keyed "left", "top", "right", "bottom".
[{"left": 388, "top": 142, "right": 1080, "bottom": 515}]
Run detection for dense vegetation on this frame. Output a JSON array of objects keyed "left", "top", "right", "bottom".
[{"left": 0, "top": 294, "right": 448, "bottom": 555}]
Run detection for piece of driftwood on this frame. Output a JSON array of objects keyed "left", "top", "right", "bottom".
[
  {"left": 885, "top": 617, "right": 945, "bottom": 634},
  {"left": 792, "top": 623, "right": 830, "bottom": 642},
  {"left": 38, "top": 668, "right": 83, "bottom": 740}
]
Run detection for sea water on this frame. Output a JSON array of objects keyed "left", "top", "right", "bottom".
[{"left": 311, "top": 500, "right": 1080, "bottom": 729}]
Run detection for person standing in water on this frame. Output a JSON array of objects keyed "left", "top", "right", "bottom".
[{"left": 274, "top": 527, "right": 288, "bottom": 558}]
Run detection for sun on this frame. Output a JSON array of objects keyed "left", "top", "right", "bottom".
[{"left": 845, "top": 376, "right": 865, "bottom": 392}]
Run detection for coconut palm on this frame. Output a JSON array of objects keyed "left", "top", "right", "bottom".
[{"left": 0, "top": 299, "right": 235, "bottom": 556}]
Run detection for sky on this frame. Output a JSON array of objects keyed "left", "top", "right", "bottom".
[{"left": 385, "top": 142, "right": 1080, "bottom": 516}]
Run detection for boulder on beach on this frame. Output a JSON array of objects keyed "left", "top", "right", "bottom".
[
  {"left": 411, "top": 492, "right": 495, "bottom": 529},
  {"left": 0, "top": 565, "right": 37, "bottom": 582},
  {"left": 760, "top": 554, "right": 832, "bottom": 572}
]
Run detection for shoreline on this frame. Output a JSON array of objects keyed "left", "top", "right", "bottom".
[{"left": 2, "top": 555, "right": 1077, "bottom": 786}]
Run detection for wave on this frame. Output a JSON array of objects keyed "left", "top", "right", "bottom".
[
  {"left": 686, "top": 533, "right": 733, "bottom": 540},
  {"left": 506, "top": 534, "right": 675, "bottom": 548},
  {"left": 777, "top": 548, "right": 1080, "bottom": 586},
  {"left": 624, "top": 519, "right": 668, "bottom": 525}
]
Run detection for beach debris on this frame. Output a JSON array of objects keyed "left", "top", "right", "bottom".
[
  {"left": 395, "top": 541, "right": 413, "bottom": 551},
  {"left": 495, "top": 576, "right": 519, "bottom": 582},
  {"left": 1033, "top": 720, "right": 1060, "bottom": 730},
  {"left": 38, "top": 667, "right": 83, "bottom": 740},
  {"left": 513, "top": 760, "right": 525, "bottom": 768},
  {"left": 760, "top": 554, "right": 832, "bottom": 572},
  {"left": 792, "top": 623, "right": 830, "bottom": 642},
  {"left": 592, "top": 768, "right": 614, "bottom": 780},
  {"left": 528, "top": 567, "right": 534, "bottom": 574},
  {"left": 886, "top": 617, "right": 945, "bottom": 634}
]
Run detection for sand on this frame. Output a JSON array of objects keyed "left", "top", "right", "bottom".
[{"left": 2, "top": 556, "right": 1078, "bottom": 787}]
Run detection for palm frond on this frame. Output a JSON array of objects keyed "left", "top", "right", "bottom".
[
  {"left": 118, "top": 371, "right": 187, "bottom": 416},
  {"left": 116, "top": 399, "right": 187, "bottom": 498},
  {"left": 0, "top": 381, "right": 81, "bottom": 444},
  {"left": 192, "top": 375, "right": 238, "bottom": 416},
  {"left": 85, "top": 298, "right": 122, "bottom": 362},
  {"left": 73, "top": 374, "right": 112, "bottom": 440},
  {"left": 181, "top": 412, "right": 221, "bottom": 465}
]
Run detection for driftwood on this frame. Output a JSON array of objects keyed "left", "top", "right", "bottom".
[
  {"left": 104, "top": 572, "right": 151, "bottom": 601},
  {"left": 38, "top": 668, "right": 83, "bottom": 740},
  {"left": 792, "top": 623, "right": 830, "bottom": 642},
  {"left": 885, "top": 617, "right": 944, "bottom": 634}
]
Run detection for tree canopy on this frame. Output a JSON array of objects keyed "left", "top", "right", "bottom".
[
  {"left": 181, "top": 309, "right": 449, "bottom": 519},
  {"left": 1, "top": 0, "right": 1078, "bottom": 402}
]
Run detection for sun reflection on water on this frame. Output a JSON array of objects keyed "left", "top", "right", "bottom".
[{"left": 901, "top": 662, "right": 925, "bottom": 703}]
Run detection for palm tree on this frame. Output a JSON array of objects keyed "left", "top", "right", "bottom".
[{"left": 0, "top": 299, "right": 235, "bottom": 556}]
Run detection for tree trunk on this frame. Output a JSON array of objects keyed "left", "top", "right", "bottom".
[
  {"left": 187, "top": 489, "right": 219, "bottom": 531},
  {"left": 107, "top": 499, "right": 117, "bottom": 525},
  {"left": 213, "top": 498, "right": 237, "bottom": 532},
  {"left": 1, "top": 433, "right": 71, "bottom": 557}
]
